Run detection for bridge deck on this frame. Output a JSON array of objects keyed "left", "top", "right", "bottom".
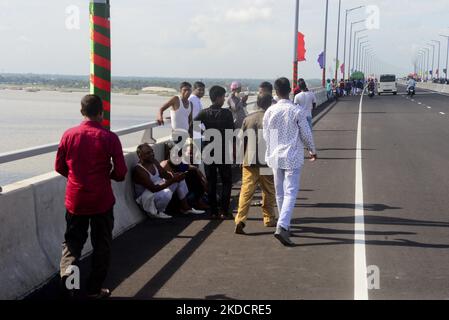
[{"left": 28, "top": 88, "right": 449, "bottom": 300}]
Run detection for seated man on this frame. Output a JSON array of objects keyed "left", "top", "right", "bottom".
[
  {"left": 161, "top": 141, "right": 209, "bottom": 212},
  {"left": 133, "top": 143, "right": 204, "bottom": 219}
]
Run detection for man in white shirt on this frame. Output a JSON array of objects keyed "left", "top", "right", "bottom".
[
  {"left": 263, "top": 77, "right": 318, "bottom": 246},
  {"left": 189, "top": 82, "right": 206, "bottom": 163},
  {"left": 189, "top": 81, "right": 205, "bottom": 120},
  {"left": 294, "top": 80, "right": 317, "bottom": 131}
]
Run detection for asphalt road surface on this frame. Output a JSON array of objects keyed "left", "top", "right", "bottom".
[{"left": 29, "top": 85, "right": 449, "bottom": 300}]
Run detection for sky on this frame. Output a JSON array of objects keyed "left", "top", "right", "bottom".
[{"left": 0, "top": 0, "right": 448, "bottom": 80}]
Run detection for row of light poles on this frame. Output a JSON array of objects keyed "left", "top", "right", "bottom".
[
  {"left": 416, "top": 29, "right": 449, "bottom": 82},
  {"left": 329, "top": 3, "right": 377, "bottom": 82},
  {"left": 292, "top": 1, "right": 379, "bottom": 87}
]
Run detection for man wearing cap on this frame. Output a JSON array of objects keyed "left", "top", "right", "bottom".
[{"left": 227, "top": 81, "right": 248, "bottom": 129}]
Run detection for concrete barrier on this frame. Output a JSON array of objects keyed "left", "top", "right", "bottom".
[
  {"left": 0, "top": 141, "right": 166, "bottom": 300},
  {"left": 0, "top": 96, "right": 330, "bottom": 299},
  {"left": 399, "top": 80, "right": 449, "bottom": 94},
  {"left": 0, "top": 184, "right": 55, "bottom": 299}
]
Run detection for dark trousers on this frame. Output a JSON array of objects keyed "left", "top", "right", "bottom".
[
  {"left": 60, "top": 208, "right": 114, "bottom": 295},
  {"left": 204, "top": 164, "right": 232, "bottom": 215}
]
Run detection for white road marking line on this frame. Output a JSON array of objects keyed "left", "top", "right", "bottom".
[{"left": 354, "top": 88, "right": 368, "bottom": 300}]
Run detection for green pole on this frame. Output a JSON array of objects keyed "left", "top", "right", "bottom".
[{"left": 90, "top": 0, "right": 111, "bottom": 130}]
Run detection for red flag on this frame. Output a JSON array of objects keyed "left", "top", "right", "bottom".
[
  {"left": 297, "top": 32, "right": 306, "bottom": 62},
  {"left": 340, "top": 63, "right": 345, "bottom": 74}
]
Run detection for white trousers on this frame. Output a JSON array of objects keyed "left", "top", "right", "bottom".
[
  {"left": 273, "top": 167, "right": 302, "bottom": 230},
  {"left": 137, "top": 181, "right": 189, "bottom": 214}
]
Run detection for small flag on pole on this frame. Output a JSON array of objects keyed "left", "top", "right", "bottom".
[
  {"left": 297, "top": 32, "right": 306, "bottom": 62},
  {"left": 340, "top": 63, "right": 345, "bottom": 75},
  {"left": 318, "top": 52, "right": 324, "bottom": 69}
]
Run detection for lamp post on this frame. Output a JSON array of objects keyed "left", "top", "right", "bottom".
[
  {"left": 348, "top": 19, "right": 365, "bottom": 79},
  {"left": 364, "top": 50, "right": 374, "bottom": 76},
  {"left": 424, "top": 47, "right": 430, "bottom": 81},
  {"left": 334, "top": 0, "right": 342, "bottom": 82},
  {"left": 355, "top": 35, "right": 368, "bottom": 71},
  {"left": 292, "top": 0, "right": 300, "bottom": 89},
  {"left": 343, "top": 5, "right": 364, "bottom": 80},
  {"left": 361, "top": 45, "right": 371, "bottom": 76},
  {"left": 357, "top": 40, "right": 369, "bottom": 72},
  {"left": 322, "top": 0, "right": 329, "bottom": 87},
  {"left": 352, "top": 28, "right": 367, "bottom": 75},
  {"left": 427, "top": 43, "right": 436, "bottom": 80},
  {"left": 432, "top": 40, "right": 441, "bottom": 79},
  {"left": 418, "top": 51, "right": 424, "bottom": 80},
  {"left": 440, "top": 35, "right": 449, "bottom": 81}
]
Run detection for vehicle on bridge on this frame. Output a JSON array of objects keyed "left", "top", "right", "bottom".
[{"left": 378, "top": 74, "right": 398, "bottom": 96}]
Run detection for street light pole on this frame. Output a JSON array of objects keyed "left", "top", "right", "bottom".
[
  {"left": 361, "top": 45, "right": 371, "bottom": 75},
  {"left": 432, "top": 40, "right": 441, "bottom": 79},
  {"left": 292, "top": 0, "right": 300, "bottom": 90},
  {"left": 352, "top": 29, "right": 367, "bottom": 74},
  {"left": 343, "top": 6, "right": 364, "bottom": 80},
  {"left": 440, "top": 35, "right": 449, "bottom": 81},
  {"left": 348, "top": 19, "right": 365, "bottom": 80},
  {"left": 322, "top": 0, "right": 329, "bottom": 87},
  {"left": 334, "top": 0, "right": 342, "bottom": 82},
  {"left": 427, "top": 43, "right": 436, "bottom": 80},
  {"left": 424, "top": 47, "right": 430, "bottom": 81},
  {"left": 357, "top": 40, "right": 369, "bottom": 72},
  {"left": 355, "top": 36, "right": 368, "bottom": 71}
]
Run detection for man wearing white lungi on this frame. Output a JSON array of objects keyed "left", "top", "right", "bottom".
[{"left": 263, "top": 77, "right": 318, "bottom": 246}]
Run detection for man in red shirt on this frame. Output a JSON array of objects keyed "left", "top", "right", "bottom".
[{"left": 55, "top": 94, "right": 127, "bottom": 299}]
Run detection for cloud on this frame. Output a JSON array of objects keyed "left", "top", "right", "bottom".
[{"left": 225, "top": 7, "right": 272, "bottom": 23}]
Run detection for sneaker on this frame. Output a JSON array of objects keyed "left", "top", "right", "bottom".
[
  {"left": 148, "top": 211, "right": 172, "bottom": 219},
  {"left": 274, "top": 226, "right": 294, "bottom": 246},
  {"left": 235, "top": 222, "right": 246, "bottom": 235},
  {"left": 87, "top": 288, "right": 111, "bottom": 300},
  {"left": 184, "top": 208, "right": 206, "bottom": 215},
  {"left": 264, "top": 221, "right": 277, "bottom": 228}
]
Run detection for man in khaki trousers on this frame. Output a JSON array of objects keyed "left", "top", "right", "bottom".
[{"left": 234, "top": 93, "right": 276, "bottom": 234}]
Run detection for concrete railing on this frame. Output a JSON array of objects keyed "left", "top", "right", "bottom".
[
  {"left": 0, "top": 142, "right": 167, "bottom": 300},
  {"left": 0, "top": 92, "right": 328, "bottom": 300},
  {"left": 398, "top": 80, "right": 449, "bottom": 94}
]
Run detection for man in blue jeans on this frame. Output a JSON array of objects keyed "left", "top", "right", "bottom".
[{"left": 263, "top": 78, "right": 318, "bottom": 246}]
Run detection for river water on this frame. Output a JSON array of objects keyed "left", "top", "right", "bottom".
[{"left": 0, "top": 89, "right": 176, "bottom": 186}]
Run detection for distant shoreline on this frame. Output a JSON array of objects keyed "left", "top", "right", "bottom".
[{"left": 0, "top": 85, "right": 177, "bottom": 97}]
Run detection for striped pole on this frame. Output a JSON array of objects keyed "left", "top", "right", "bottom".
[
  {"left": 292, "top": 0, "right": 300, "bottom": 91},
  {"left": 90, "top": 0, "right": 111, "bottom": 130}
]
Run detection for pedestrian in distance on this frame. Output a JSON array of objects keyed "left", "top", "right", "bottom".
[{"left": 227, "top": 81, "right": 248, "bottom": 129}]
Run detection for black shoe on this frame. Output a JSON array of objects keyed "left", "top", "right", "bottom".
[
  {"left": 274, "top": 227, "right": 295, "bottom": 246},
  {"left": 60, "top": 276, "right": 75, "bottom": 300},
  {"left": 235, "top": 222, "right": 246, "bottom": 235},
  {"left": 87, "top": 288, "right": 111, "bottom": 300}
]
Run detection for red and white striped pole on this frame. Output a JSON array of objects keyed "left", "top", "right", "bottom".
[{"left": 90, "top": 0, "right": 111, "bottom": 130}]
